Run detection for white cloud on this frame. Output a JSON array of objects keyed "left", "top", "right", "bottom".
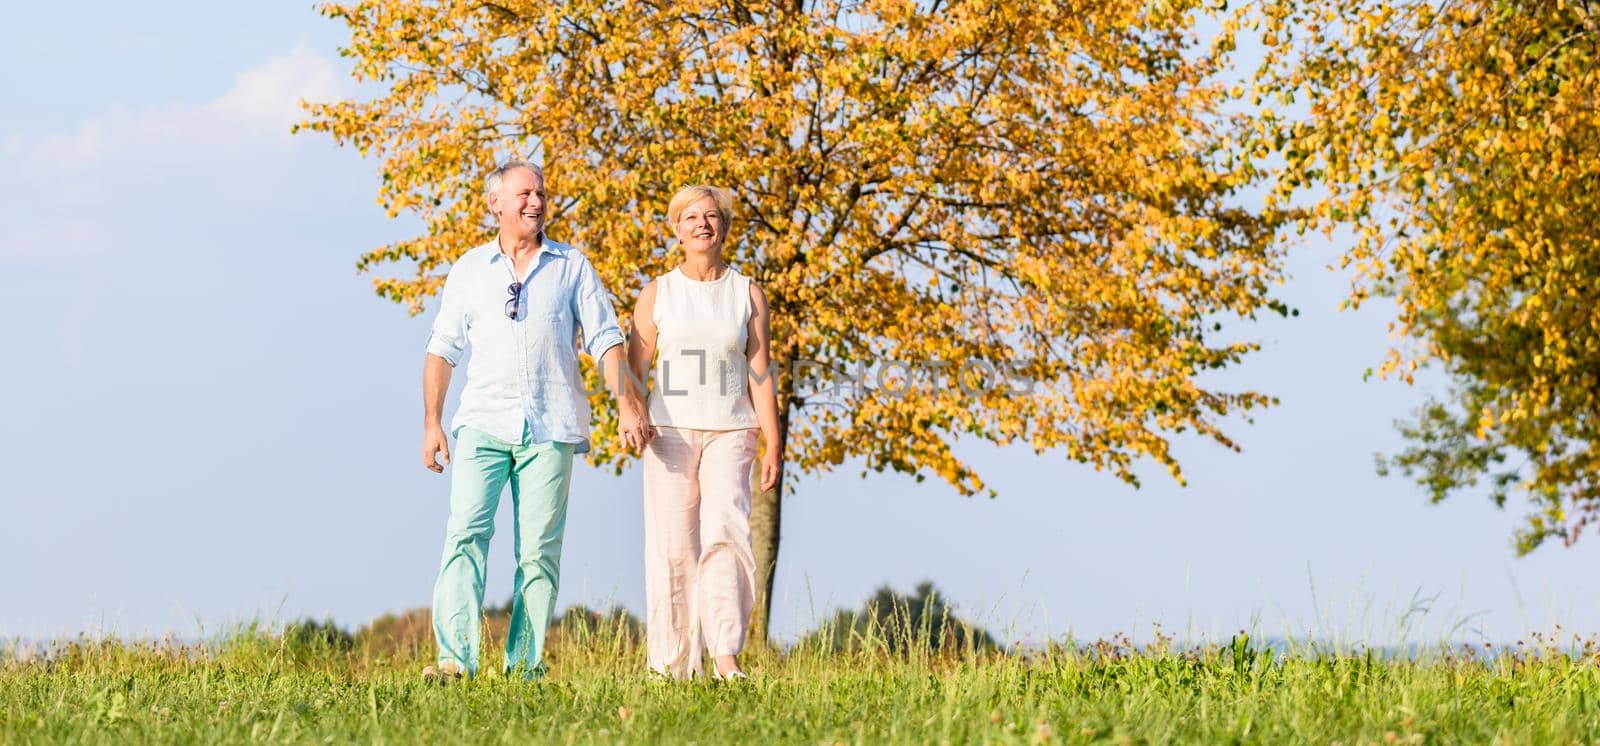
[
  {"left": 208, "top": 44, "right": 344, "bottom": 137},
  {"left": 1, "top": 43, "right": 349, "bottom": 263},
  {"left": 28, "top": 42, "right": 344, "bottom": 170}
]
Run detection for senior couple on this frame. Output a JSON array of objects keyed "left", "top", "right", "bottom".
[{"left": 418, "top": 159, "right": 779, "bottom": 683}]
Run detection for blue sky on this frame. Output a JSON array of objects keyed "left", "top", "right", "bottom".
[{"left": 3, "top": 3, "right": 1598, "bottom": 647}]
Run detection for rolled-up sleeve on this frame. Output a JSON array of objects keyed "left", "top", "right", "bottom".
[
  {"left": 425, "top": 266, "right": 468, "bottom": 366},
  {"left": 571, "top": 255, "right": 624, "bottom": 360}
]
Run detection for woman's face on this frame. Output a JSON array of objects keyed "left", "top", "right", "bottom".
[{"left": 674, "top": 196, "right": 724, "bottom": 254}]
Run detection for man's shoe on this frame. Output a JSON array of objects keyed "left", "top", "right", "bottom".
[{"left": 422, "top": 663, "right": 465, "bottom": 684}]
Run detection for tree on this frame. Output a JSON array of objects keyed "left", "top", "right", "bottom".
[
  {"left": 797, "top": 581, "right": 998, "bottom": 655},
  {"left": 300, "top": 0, "right": 1288, "bottom": 641},
  {"left": 1251, "top": 0, "right": 1600, "bottom": 552}
]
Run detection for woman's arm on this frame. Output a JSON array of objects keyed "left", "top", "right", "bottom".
[
  {"left": 627, "top": 279, "right": 659, "bottom": 413},
  {"left": 746, "top": 281, "right": 782, "bottom": 490}
]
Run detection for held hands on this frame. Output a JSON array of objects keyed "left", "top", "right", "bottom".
[
  {"left": 422, "top": 424, "right": 451, "bottom": 473},
  {"left": 618, "top": 399, "right": 656, "bottom": 453}
]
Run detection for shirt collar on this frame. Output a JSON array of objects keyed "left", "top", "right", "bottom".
[{"left": 488, "top": 234, "right": 564, "bottom": 265}]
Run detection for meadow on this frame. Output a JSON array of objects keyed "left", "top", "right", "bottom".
[{"left": 6, "top": 599, "right": 1600, "bottom": 745}]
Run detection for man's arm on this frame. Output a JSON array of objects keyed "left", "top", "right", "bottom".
[
  {"left": 598, "top": 342, "right": 650, "bottom": 451},
  {"left": 423, "top": 352, "right": 453, "bottom": 473},
  {"left": 422, "top": 265, "right": 467, "bottom": 473},
  {"left": 572, "top": 255, "right": 652, "bottom": 450}
]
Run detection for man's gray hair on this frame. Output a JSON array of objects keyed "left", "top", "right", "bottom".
[{"left": 484, "top": 158, "right": 545, "bottom": 196}]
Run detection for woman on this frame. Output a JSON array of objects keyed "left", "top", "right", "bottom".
[{"left": 627, "top": 185, "right": 781, "bottom": 680}]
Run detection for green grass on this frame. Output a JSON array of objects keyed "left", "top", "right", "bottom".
[{"left": 6, "top": 620, "right": 1600, "bottom": 744}]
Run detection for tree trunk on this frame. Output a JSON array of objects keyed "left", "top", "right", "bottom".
[{"left": 747, "top": 410, "right": 789, "bottom": 645}]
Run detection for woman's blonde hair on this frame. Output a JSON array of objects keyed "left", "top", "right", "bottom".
[{"left": 666, "top": 185, "right": 735, "bottom": 236}]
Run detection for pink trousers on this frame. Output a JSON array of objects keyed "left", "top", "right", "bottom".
[{"left": 642, "top": 426, "right": 759, "bottom": 678}]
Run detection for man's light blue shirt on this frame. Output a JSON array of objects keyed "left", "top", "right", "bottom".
[{"left": 425, "top": 237, "right": 624, "bottom": 454}]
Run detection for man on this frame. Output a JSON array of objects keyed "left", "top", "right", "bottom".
[{"left": 420, "top": 159, "right": 651, "bottom": 681}]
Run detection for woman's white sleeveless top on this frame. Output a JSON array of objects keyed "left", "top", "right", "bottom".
[{"left": 647, "top": 265, "right": 759, "bottom": 430}]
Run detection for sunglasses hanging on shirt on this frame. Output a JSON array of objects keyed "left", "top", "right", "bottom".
[{"left": 505, "top": 281, "right": 523, "bottom": 320}]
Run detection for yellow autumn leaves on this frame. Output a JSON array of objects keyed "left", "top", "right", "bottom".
[
  {"left": 302, "top": 0, "right": 1598, "bottom": 553},
  {"left": 300, "top": 0, "right": 1291, "bottom": 502}
]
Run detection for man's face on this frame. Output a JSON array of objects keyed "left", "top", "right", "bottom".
[{"left": 490, "top": 166, "right": 546, "bottom": 238}]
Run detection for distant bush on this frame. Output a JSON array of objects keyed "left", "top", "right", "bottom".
[
  {"left": 281, "top": 617, "right": 354, "bottom": 652},
  {"left": 353, "top": 603, "right": 642, "bottom": 659},
  {"left": 355, "top": 607, "right": 442, "bottom": 658},
  {"left": 798, "top": 582, "right": 998, "bottom": 656},
  {"left": 348, "top": 586, "right": 992, "bottom": 663},
  {"left": 548, "top": 605, "right": 643, "bottom": 645}
]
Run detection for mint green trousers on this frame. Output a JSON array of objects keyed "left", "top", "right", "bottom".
[{"left": 432, "top": 425, "right": 573, "bottom": 679}]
